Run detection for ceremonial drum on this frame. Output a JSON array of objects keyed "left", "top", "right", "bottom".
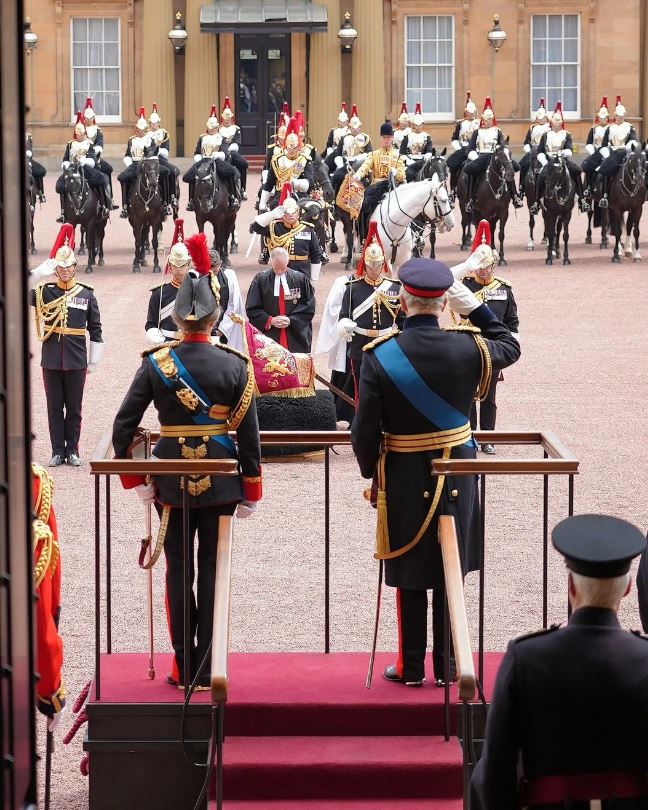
[{"left": 336, "top": 173, "right": 365, "bottom": 221}]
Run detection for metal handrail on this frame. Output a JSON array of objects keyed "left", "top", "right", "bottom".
[{"left": 438, "top": 516, "right": 475, "bottom": 703}]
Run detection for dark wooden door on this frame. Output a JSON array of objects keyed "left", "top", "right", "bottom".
[{"left": 235, "top": 34, "right": 291, "bottom": 154}]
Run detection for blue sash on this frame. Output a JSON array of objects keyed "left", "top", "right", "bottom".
[
  {"left": 373, "top": 339, "right": 476, "bottom": 448},
  {"left": 148, "top": 348, "right": 237, "bottom": 455}
]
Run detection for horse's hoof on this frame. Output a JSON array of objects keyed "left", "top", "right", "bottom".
[
  {"left": 461, "top": 243, "right": 469, "bottom": 252},
  {"left": 31, "top": 247, "right": 37, "bottom": 256},
  {"left": 230, "top": 245, "right": 238, "bottom": 255},
  {"left": 78, "top": 248, "right": 86, "bottom": 256},
  {"left": 329, "top": 243, "right": 338, "bottom": 254},
  {"left": 526, "top": 241, "right": 534, "bottom": 252},
  {"left": 133, "top": 266, "right": 141, "bottom": 273},
  {"left": 634, "top": 254, "right": 642, "bottom": 262},
  {"left": 98, "top": 258, "right": 105, "bottom": 267},
  {"left": 563, "top": 258, "right": 571, "bottom": 266},
  {"left": 141, "top": 258, "right": 148, "bottom": 266},
  {"left": 85, "top": 267, "right": 93, "bottom": 274},
  {"left": 545, "top": 258, "right": 553, "bottom": 265},
  {"left": 145, "top": 247, "right": 151, "bottom": 255},
  {"left": 498, "top": 258, "right": 507, "bottom": 266},
  {"left": 611, "top": 255, "right": 621, "bottom": 264},
  {"left": 153, "top": 265, "right": 161, "bottom": 273},
  {"left": 585, "top": 237, "right": 592, "bottom": 245},
  {"left": 601, "top": 240, "right": 609, "bottom": 249}
]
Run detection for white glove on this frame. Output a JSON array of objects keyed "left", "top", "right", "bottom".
[
  {"left": 88, "top": 341, "right": 104, "bottom": 368},
  {"left": 62, "top": 161, "right": 71, "bottom": 170},
  {"left": 228, "top": 142, "right": 239, "bottom": 152},
  {"left": 336, "top": 318, "right": 356, "bottom": 341},
  {"left": 334, "top": 155, "right": 344, "bottom": 169},
  {"left": 600, "top": 147, "right": 610, "bottom": 159},
  {"left": 29, "top": 257, "right": 56, "bottom": 287},
  {"left": 585, "top": 143, "right": 595, "bottom": 155},
  {"left": 94, "top": 144, "right": 103, "bottom": 154},
  {"left": 467, "top": 150, "right": 478, "bottom": 161},
  {"left": 423, "top": 152, "right": 432, "bottom": 162},
  {"left": 145, "top": 327, "right": 165, "bottom": 347},
  {"left": 510, "top": 331, "right": 520, "bottom": 344},
  {"left": 123, "top": 156, "right": 133, "bottom": 167},
  {"left": 626, "top": 140, "right": 639, "bottom": 151},
  {"left": 259, "top": 189, "right": 271, "bottom": 211},
  {"left": 466, "top": 243, "right": 496, "bottom": 272},
  {"left": 310, "top": 263, "right": 321, "bottom": 283},
  {"left": 537, "top": 152, "right": 548, "bottom": 167},
  {"left": 447, "top": 280, "right": 481, "bottom": 316},
  {"left": 451, "top": 140, "right": 461, "bottom": 151},
  {"left": 523, "top": 143, "right": 531, "bottom": 153},
  {"left": 255, "top": 207, "right": 281, "bottom": 227},
  {"left": 293, "top": 178, "right": 309, "bottom": 193},
  {"left": 449, "top": 260, "right": 472, "bottom": 281},
  {"left": 87, "top": 363, "right": 98, "bottom": 374},
  {"left": 83, "top": 158, "right": 95, "bottom": 168},
  {"left": 134, "top": 483, "right": 155, "bottom": 505},
  {"left": 47, "top": 705, "right": 66, "bottom": 733},
  {"left": 236, "top": 500, "right": 257, "bottom": 518},
  {"left": 193, "top": 153, "right": 202, "bottom": 164},
  {"left": 389, "top": 167, "right": 397, "bottom": 177},
  {"left": 326, "top": 147, "right": 334, "bottom": 156},
  {"left": 159, "top": 147, "right": 169, "bottom": 159},
  {"left": 215, "top": 151, "right": 226, "bottom": 161},
  {"left": 26, "top": 149, "right": 33, "bottom": 158},
  {"left": 261, "top": 169, "right": 269, "bottom": 184},
  {"left": 561, "top": 149, "right": 572, "bottom": 157},
  {"left": 353, "top": 173, "right": 361, "bottom": 182}
]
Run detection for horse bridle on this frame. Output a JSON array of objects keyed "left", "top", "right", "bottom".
[
  {"left": 379, "top": 178, "right": 450, "bottom": 261},
  {"left": 619, "top": 152, "right": 644, "bottom": 198},
  {"left": 196, "top": 160, "right": 219, "bottom": 209},
  {"left": 485, "top": 148, "right": 510, "bottom": 200},
  {"left": 545, "top": 157, "right": 572, "bottom": 206},
  {"left": 65, "top": 165, "right": 90, "bottom": 217},
  {"left": 137, "top": 158, "right": 160, "bottom": 213}
]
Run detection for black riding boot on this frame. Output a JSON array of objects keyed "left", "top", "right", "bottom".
[
  {"left": 598, "top": 176, "right": 609, "bottom": 208},
  {"left": 37, "top": 176, "right": 46, "bottom": 203},
  {"left": 574, "top": 173, "right": 590, "bottom": 212},
  {"left": 108, "top": 177, "right": 118, "bottom": 209},
  {"left": 186, "top": 182, "right": 195, "bottom": 212},
  {"left": 530, "top": 176, "right": 545, "bottom": 214},
  {"left": 120, "top": 182, "right": 129, "bottom": 218},
  {"left": 583, "top": 172, "right": 593, "bottom": 199},
  {"left": 228, "top": 178, "right": 241, "bottom": 211},
  {"left": 56, "top": 194, "right": 65, "bottom": 223},
  {"left": 519, "top": 167, "right": 527, "bottom": 196},
  {"left": 465, "top": 175, "right": 475, "bottom": 212},
  {"left": 509, "top": 181, "right": 523, "bottom": 208},
  {"left": 99, "top": 185, "right": 111, "bottom": 218},
  {"left": 258, "top": 241, "right": 269, "bottom": 265}
]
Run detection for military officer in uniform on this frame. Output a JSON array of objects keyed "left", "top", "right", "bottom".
[
  {"left": 55, "top": 111, "right": 112, "bottom": 222},
  {"left": 260, "top": 116, "right": 315, "bottom": 211},
  {"left": 147, "top": 104, "right": 180, "bottom": 216},
  {"left": 323, "top": 102, "right": 350, "bottom": 157},
  {"left": 219, "top": 96, "right": 249, "bottom": 200},
  {"left": 519, "top": 98, "right": 549, "bottom": 194},
  {"left": 471, "top": 514, "right": 648, "bottom": 809},
  {"left": 354, "top": 121, "right": 407, "bottom": 242},
  {"left": 250, "top": 183, "right": 323, "bottom": 280},
  {"left": 30, "top": 225, "right": 104, "bottom": 466},
  {"left": 328, "top": 105, "right": 373, "bottom": 193},
  {"left": 113, "top": 272, "right": 262, "bottom": 688},
  {"left": 531, "top": 101, "right": 590, "bottom": 213},
  {"left": 183, "top": 105, "right": 241, "bottom": 212},
  {"left": 118, "top": 107, "right": 153, "bottom": 218},
  {"left": 145, "top": 220, "right": 191, "bottom": 346},
  {"left": 82, "top": 96, "right": 118, "bottom": 209},
  {"left": 399, "top": 103, "right": 434, "bottom": 182},
  {"left": 351, "top": 257, "right": 520, "bottom": 686},
  {"left": 454, "top": 221, "right": 519, "bottom": 453},
  {"left": 582, "top": 96, "right": 610, "bottom": 200},
  {"left": 392, "top": 102, "right": 411, "bottom": 151},
  {"left": 447, "top": 92, "right": 480, "bottom": 199},
  {"left": 464, "top": 97, "right": 523, "bottom": 212},
  {"left": 26, "top": 132, "right": 47, "bottom": 203},
  {"left": 597, "top": 95, "right": 639, "bottom": 208},
  {"left": 246, "top": 246, "right": 316, "bottom": 353},
  {"left": 32, "top": 462, "right": 66, "bottom": 730}
]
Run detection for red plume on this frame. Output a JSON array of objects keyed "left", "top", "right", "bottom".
[
  {"left": 350, "top": 104, "right": 358, "bottom": 118},
  {"left": 209, "top": 104, "right": 217, "bottom": 117},
  {"left": 414, "top": 102, "right": 422, "bottom": 116},
  {"left": 282, "top": 101, "right": 290, "bottom": 116},
  {"left": 278, "top": 182, "right": 293, "bottom": 206},
  {"left": 171, "top": 218, "right": 184, "bottom": 246},
  {"left": 222, "top": 96, "right": 232, "bottom": 112},
  {"left": 400, "top": 101, "right": 408, "bottom": 114},
  {"left": 152, "top": 103, "right": 158, "bottom": 114},
  {"left": 470, "top": 220, "right": 491, "bottom": 253},
  {"left": 356, "top": 221, "right": 386, "bottom": 278},
  {"left": 596, "top": 95, "right": 609, "bottom": 123},
  {"left": 539, "top": 97, "right": 545, "bottom": 108},
  {"left": 482, "top": 96, "right": 496, "bottom": 126},
  {"left": 601, "top": 95, "right": 608, "bottom": 109},
  {"left": 616, "top": 94, "right": 622, "bottom": 106},
  {"left": 185, "top": 232, "right": 211, "bottom": 276},
  {"left": 84, "top": 97, "right": 93, "bottom": 112},
  {"left": 294, "top": 109, "right": 305, "bottom": 132},
  {"left": 138, "top": 106, "right": 146, "bottom": 118},
  {"left": 49, "top": 224, "right": 75, "bottom": 258},
  {"left": 73, "top": 110, "right": 84, "bottom": 138},
  {"left": 340, "top": 101, "right": 347, "bottom": 114},
  {"left": 284, "top": 117, "right": 301, "bottom": 146},
  {"left": 553, "top": 100, "right": 564, "bottom": 129}
]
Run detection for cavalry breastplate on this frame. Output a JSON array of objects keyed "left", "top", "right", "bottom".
[
  {"left": 545, "top": 129, "right": 568, "bottom": 154},
  {"left": 593, "top": 125, "right": 608, "bottom": 147},
  {"left": 272, "top": 153, "right": 307, "bottom": 187},
  {"left": 343, "top": 133, "right": 369, "bottom": 158},
  {"left": 70, "top": 139, "right": 91, "bottom": 161},
  {"left": 332, "top": 126, "right": 348, "bottom": 146},
  {"left": 202, "top": 134, "right": 223, "bottom": 157},
  {"left": 150, "top": 129, "right": 168, "bottom": 146},
  {"left": 85, "top": 124, "right": 98, "bottom": 142},
  {"left": 609, "top": 122, "right": 631, "bottom": 148},
  {"left": 408, "top": 131, "right": 428, "bottom": 155},
  {"left": 393, "top": 128, "right": 410, "bottom": 148},
  {"left": 130, "top": 136, "right": 151, "bottom": 160},
  {"left": 219, "top": 124, "right": 238, "bottom": 143},
  {"left": 477, "top": 128, "right": 499, "bottom": 153},
  {"left": 460, "top": 119, "right": 479, "bottom": 145},
  {"left": 531, "top": 123, "right": 549, "bottom": 145}
]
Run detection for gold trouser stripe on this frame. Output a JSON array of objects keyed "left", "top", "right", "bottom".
[
  {"left": 51, "top": 326, "right": 86, "bottom": 336},
  {"left": 384, "top": 424, "right": 472, "bottom": 453},
  {"left": 159, "top": 424, "right": 228, "bottom": 438}
]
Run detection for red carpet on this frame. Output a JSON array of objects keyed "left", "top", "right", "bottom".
[{"left": 220, "top": 800, "right": 463, "bottom": 809}]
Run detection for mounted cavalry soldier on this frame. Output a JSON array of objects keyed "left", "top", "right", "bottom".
[
  {"left": 531, "top": 101, "right": 590, "bottom": 214},
  {"left": 27, "top": 132, "right": 47, "bottom": 202},
  {"left": 582, "top": 96, "right": 610, "bottom": 200},
  {"left": 147, "top": 103, "right": 180, "bottom": 216},
  {"left": 219, "top": 96, "right": 249, "bottom": 200},
  {"left": 399, "top": 102, "right": 434, "bottom": 182},
  {"left": 328, "top": 104, "right": 373, "bottom": 189},
  {"left": 113, "top": 271, "right": 262, "bottom": 690},
  {"left": 393, "top": 102, "right": 411, "bottom": 151},
  {"left": 351, "top": 256, "right": 520, "bottom": 687},
  {"left": 463, "top": 97, "right": 522, "bottom": 213},
  {"left": 55, "top": 111, "right": 112, "bottom": 223},
  {"left": 82, "top": 96, "right": 117, "bottom": 209},
  {"left": 30, "top": 225, "right": 104, "bottom": 467},
  {"left": 597, "top": 95, "right": 639, "bottom": 208},
  {"left": 250, "top": 182, "right": 323, "bottom": 280},
  {"left": 264, "top": 101, "right": 290, "bottom": 170},
  {"left": 447, "top": 92, "right": 480, "bottom": 199},
  {"left": 323, "top": 101, "right": 350, "bottom": 157},
  {"left": 260, "top": 115, "right": 315, "bottom": 211},
  {"left": 354, "top": 120, "right": 407, "bottom": 242},
  {"left": 118, "top": 107, "right": 153, "bottom": 218},
  {"left": 183, "top": 104, "right": 241, "bottom": 212},
  {"left": 519, "top": 98, "right": 549, "bottom": 194}
]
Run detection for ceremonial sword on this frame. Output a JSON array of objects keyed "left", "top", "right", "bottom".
[
  {"left": 365, "top": 560, "right": 384, "bottom": 689},
  {"left": 142, "top": 429, "right": 155, "bottom": 679}
]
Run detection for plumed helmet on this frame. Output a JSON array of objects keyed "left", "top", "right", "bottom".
[
  {"left": 412, "top": 102, "right": 423, "bottom": 126},
  {"left": 221, "top": 96, "right": 234, "bottom": 120},
  {"left": 54, "top": 244, "right": 77, "bottom": 268},
  {"left": 398, "top": 101, "right": 409, "bottom": 124},
  {"left": 185, "top": 232, "right": 212, "bottom": 276},
  {"left": 49, "top": 224, "right": 75, "bottom": 259},
  {"left": 535, "top": 98, "right": 546, "bottom": 120},
  {"left": 167, "top": 242, "right": 191, "bottom": 268},
  {"left": 597, "top": 96, "right": 609, "bottom": 122},
  {"left": 356, "top": 221, "right": 387, "bottom": 277},
  {"left": 83, "top": 97, "right": 95, "bottom": 121},
  {"left": 552, "top": 100, "right": 564, "bottom": 128},
  {"left": 481, "top": 97, "right": 496, "bottom": 125},
  {"left": 470, "top": 219, "right": 498, "bottom": 270},
  {"left": 206, "top": 104, "right": 219, "bottom": 130},
  {"left": 149, "top": 103, "right": 161, "bottom": 125},
  {"left": 337, "top": 101, "right": 349, "bottom": 124},
  {"left": 614, "top": 94, "right": 626, "bottom": 117},
  {"left": 349, "top": 104, "right": 361, "bottom": 129},
  {"left": 136, "top": 106, "right": 148, "bottom": 131},
  {"left": 465, "top": 92, "right": 477, "bottom": 116},
  {"left": 284, "top": 117, "right": 301, "bottom": 151},
  {"left": 73, "top": 110, "right": 86, "bottom": 138}
]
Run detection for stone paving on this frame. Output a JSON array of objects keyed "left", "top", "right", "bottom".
[{"left": 29, "top": 173, "right": 648, "bottom": 807}]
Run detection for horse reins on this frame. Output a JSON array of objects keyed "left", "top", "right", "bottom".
[{"left": 137, "top": 158, "right": 160, "bottom": 213}]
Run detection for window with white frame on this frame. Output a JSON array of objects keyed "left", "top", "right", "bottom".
[
  {"left": 71, "top": 18, "right": 121, "bottom": 121},
  {"left": 405, "top": 15, "right": 454, "bottom": 120},
  {"left": 531, "top": 14, "right": 579, "bottom": 118}
]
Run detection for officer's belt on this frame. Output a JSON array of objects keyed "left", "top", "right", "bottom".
[
  {"left": 524, "top": 771, "right": 648, "bottom": 804},
  {"left": 355, "top": 327, "right": 393, "bottom": 338},
  {"left": 384, "top": 424, "right": 472, "bottom": 453},
  {"left": 160, "top": 328, "right": 179, "bottom": 339},
  {"left": 289, "top": 254, "right": 308, "bottom": 261},
  {"left": 159, "top": 423, "right": 229, "bottom": 438},
  {"left": 51, "top": 326, "right": 86, "bottom": 336}
]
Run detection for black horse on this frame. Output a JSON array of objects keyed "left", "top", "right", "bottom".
[
  {"left": 457, "top": 144, "right": 515, "bottom": 265},
  {"left": 540, "top": 155, "right": 575, "bottom": 266},
  {"left": 605, "top": 148, "right": 647, "bottom": 263},
  {"left": 60, "top": 165, "right": 106, "bottom": 274},
  {"left": 192, "top": 160, "right": 236, "bottom": 269},
  {"left": 302, "top": 154, "right": 335, "bottom": 262},
  {"left": 128, "top": 156, "right": 163, "bottom": 273},
  {"left": 411, "top": 149, "right": 448, "bottom": 259},
  {"left": 523, "top": 146, "right": 548, "bottom": 251}
]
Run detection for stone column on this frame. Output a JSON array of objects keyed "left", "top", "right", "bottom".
[
  {"left": 351, "top": 0, "right": 386, "bottom": 141},
  {"left": 184, "top": 0, "right": 218, "bottom": 155},
  {"left": 141, "top": 0, "right": 177, "bottom": 152},
  {"left": 308, "top": 0, "right": 342, "bottom": 150}
]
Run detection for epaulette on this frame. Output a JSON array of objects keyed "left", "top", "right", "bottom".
[
  {"left": 444, "top": 324, "right": 481, "bottom": 333},
  {"left": 141, "top": 339, "right": 181, "bottom": 358},
  {"left": 149, "top": 282, "right": 164, "bottom": 291},
  {"left": 494, "top": 276, "right": 512, "bottom": 287},
  {"left": 363, "top": 330, "right": 399, "bottom": 352},
  {"left": 75, "top": 281, "right": 94, "bottom": 290},
  {"left": 631, "top": 629, "right": 648, "bottom": 640},
  {"left": 213, "top": 342, "right": 249, "bottom": 362},
  {"left": 513, "top": 624, "right": 561, "bottom": 643}
]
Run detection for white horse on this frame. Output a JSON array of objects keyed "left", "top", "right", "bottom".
[{"left": 371, "top": 176, "right": 455, "bottom": 272}]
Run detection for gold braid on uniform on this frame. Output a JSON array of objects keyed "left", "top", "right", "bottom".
[
  {"left": 209, "top": 272, "right": 222, "bottom": 308},
  {"left": 33, "top": 519, "right": 59, "bottom": 587},
  {"left": 267, "top": 222, "right": 307, "bottom": 254},
  {"left": 32, "top": 462, "right": 53, "bottom": 523},
  {"left": 228, "top": 356, "right": 255, "bottom": 430},
  {"left": 34, "top": 283, "right": 82, "bottom": 343},
  {"left": 473, "top": 333, "right": 492, "bottom": 400}
]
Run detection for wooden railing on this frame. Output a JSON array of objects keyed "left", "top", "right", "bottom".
[{"left": 211, "top": 517, "right": 234, "bottom": 704}]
